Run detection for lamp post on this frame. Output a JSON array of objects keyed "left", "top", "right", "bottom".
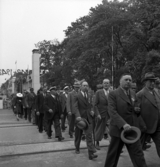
[{"left": 111, "top": 26, "right": 114, "bottom": 88}]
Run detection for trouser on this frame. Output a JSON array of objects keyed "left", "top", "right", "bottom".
[
  {"left": 38, "top": 113, "right": 44, "bottom": 132},
  {"left": 104, "top": 136, "right": 147, "bottom": 167},
  {"left": 23, "top": 108, "right": 27, "bottom": 119},
  {"left": 43, "top": 113, "right": 47, "bottom": 131},
  {"left": 31, "top": 109, "right": 36, "bottom": 124},
  {"left": 75, "top": 123, "right": 95, "bottom": 154},
  {"left": 35, "top": 112, "right": 39, "bottom": 125},
  {"left": 47, "top": 113, "right": 62, "bottom": 138},
  {"left": 61, "top": 108, "right": 68, "bottom": 130},
  {"left": 27, "top": 108, "right": 32, "bottom": 122},
  {"left": 68, "top": 114, "right": 75, "bottom": 135},
  {"left": 147, "top": 120, "right": 160, "bottom": 157}
]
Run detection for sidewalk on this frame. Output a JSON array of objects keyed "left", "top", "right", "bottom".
[
  {"left": 0, "top": 109, "right": 109, "bottom": 157},
  {"left": 0, "top": 139, "right": 109, "bottom": 157}
]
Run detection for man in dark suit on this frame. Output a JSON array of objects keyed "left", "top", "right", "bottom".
[
  {"left": 94, "top": 79, "right": 111, "bottom": 150},
  {"left": 44, "top": 86, "right": 64, "bottom": 141},
  {"left": 137, "top": 72, "right": 160, "bottom": 157},
  {"left": 67, "top": 81, "right": 80, "bottom": 138},
  {"left": 60, "top": 86, "right": 69, "bottom": 131},
  {"left": 26, "top": 88, "right": 36, "bottom": 123},
  {"left": 73, "top": 81, "right": 97, "bottom": 160},
  {"left": 36, "top": 88, "right": 45, "bottom": 133},
  {"left": 104, "top": 74, "right": 147, "bottom": 167}
]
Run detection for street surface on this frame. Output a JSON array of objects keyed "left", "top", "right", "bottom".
[{"left": 0, "top": 109, "right": 159, "bottom": 167}]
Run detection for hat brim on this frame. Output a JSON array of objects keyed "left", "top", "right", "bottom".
[
  {"left": 142, "top": 78, "right": 157, "bottom": 82},
  {"left": 121, "top": 126, "right": 141, "bottom": 144},
  {"left": 73, "top": 85, "right": 80, "bottom": 87},
  {"left": 76, "top": 118, "right": 89, "bottom": 130},
  {"left": 17, "top": 93, "right": 23, "bottom": 97}
]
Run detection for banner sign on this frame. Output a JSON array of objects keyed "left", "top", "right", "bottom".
[{"left": 0, "top": 69, "right": 27, "bottom": 75}]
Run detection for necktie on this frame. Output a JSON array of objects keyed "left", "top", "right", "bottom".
[
  {"left": 126, "top": 91, "right": 131, "bottom": 103},
  {"left": 84, "top": 92, "right": 88, "bottom": 101}
]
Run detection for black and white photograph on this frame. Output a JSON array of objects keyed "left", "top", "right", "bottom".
[{"left": 0, "top": 0, "right": 160, "bottom": 166}]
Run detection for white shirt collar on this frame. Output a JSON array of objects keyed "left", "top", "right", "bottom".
[{"left": 51, "top": 94, "right": 55, "bottom": 99}]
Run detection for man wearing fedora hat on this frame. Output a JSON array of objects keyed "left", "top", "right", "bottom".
[
  {"left": 73, "top": 80, "right": 97, "bottom": 160},
  {"left": 67, "top": 81, "right": 80, "bottom": 138},
  {"left": 137, "top": 72, "right": 160, "bottom": 157},
  {"left": 104, "top": 73, "right": 147, "bottom": 167}
]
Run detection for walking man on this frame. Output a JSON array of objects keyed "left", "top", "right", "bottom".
[
  {"left": 94, "top": 79, "right": 111, "bottom": 150},
  {"left": 137, "top": 72, "right": 160, "bottom": 157},
  {"left": 104, "top": 73, "right": 147, "bottom": 167},
  {"left": 67, "top": 81, "right": 80, "bottom": 138},
  {"left": 44, "top": 86, "right": 64, "bottom": 141},
  {"left": 73, "top": 81, "right": 97, "bottom": 160}
]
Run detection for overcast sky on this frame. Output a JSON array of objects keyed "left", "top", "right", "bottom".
[{"left": 0, "top": 0, "right": 102, "bottom": 86}]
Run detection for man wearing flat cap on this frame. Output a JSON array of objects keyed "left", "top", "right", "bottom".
[
  {"left": 60, "top": 86, "right": 69, "bottom": 132},
  {"left": 137, "top": 72, "right": 160, "bottom": 157},
  {"left": 67, "top": 81, "right": 80, "bottom": 138},
  {"left": 44, "top": 86, "right": 64, "bottom": 141},
  {"left": 104, "top": 73, "right": 147, "bottom": 167}
]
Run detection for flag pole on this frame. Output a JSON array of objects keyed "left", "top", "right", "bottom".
[{"left": 111, "top": 26, "right": 114, "bottom": 88}]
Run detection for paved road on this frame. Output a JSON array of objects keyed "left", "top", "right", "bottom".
[
  {"left": 0, "top": 145, "right": 159, "bottom": 167},
  {"left": 0, "top": 109, "right": 159, "bottom": 167}
]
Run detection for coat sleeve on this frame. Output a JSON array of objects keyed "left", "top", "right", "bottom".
[
  {"left": 94, "top": 91, "right": 100, "bottom": 117},
  {"left": 72, "top": 94, "right": 81, "bottom": 118},
  {"left": 35, "top": 95, "right": 39, "bottom": 111},
  {"left": 44, "top": 96, "right": 50, "bottom": 111},
  {"left": 108, "top": 91, "right": 126, "bottom": 129},
  {"left": 66, "top": 93, "right": 71, "bottom": 113}
]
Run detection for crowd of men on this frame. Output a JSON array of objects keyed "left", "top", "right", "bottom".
[{"left": 10, "top": 71, "right": 160, "bottom": 166}]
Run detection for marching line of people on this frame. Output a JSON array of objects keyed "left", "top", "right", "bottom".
[{"left": 10, "top": 71, "right": 160, "bottom": 166}]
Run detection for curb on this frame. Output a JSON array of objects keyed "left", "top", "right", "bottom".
[{"left": 0, "top": 140, "right": 109, "bottom": 157}]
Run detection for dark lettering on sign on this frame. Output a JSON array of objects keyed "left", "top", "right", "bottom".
[
  {"left": 0, "top": 69, "right": 27, "bottom": 75},
  {"left": 2, "top": 69, "right": 7, "bottom": 75},
  {"left": 6, "top": 69, "right": 10, "bottom": 75}
]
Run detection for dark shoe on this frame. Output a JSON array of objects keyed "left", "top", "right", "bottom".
[
  {"left": 89, "top": 153, "right": 98, "bottom": 160},
  {"left": 81, "top": 135, "right": 86, "bottom": 140},
  {"left": 75, "top": 149, "right": 80, "bottom": 154},
  {"left": 48, "top": 136, "right": 52, "bottom": 139},
  {"left": 39, "top": 130, "right": 43, "bottom": 133},
  {"left": 143, "top": 144, "right": 151, "bottom": 151},
  {"left": 58, "top": 137, "right": 64, "bottom": 141},
  {"left": 95, "top": 144, "right": 100, "bottom": 150},
  {"left": 104, "top": 134, "right": 108, "bottom": 139},
  {"left": 70, "top": 135, "right": 73, "bottom": 138}
]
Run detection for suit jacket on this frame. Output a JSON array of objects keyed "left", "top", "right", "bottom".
[
  {"left": 94, "top": 89, "right": 110, "bottom": 119},
  {"left": 67, "top": 90, "right": 78, "bottom": 114},
  {"left": 108, "top": 87, "right": 139, "bottom": 137},
  {"left": 22, "top": 94, "right": 28, "bottom": 108},
  {"left": 73, "top": 91, "right": 93, "bottom": 123},
  {"left": 60, "top": 93, "right": 68, "bottom": 113},
  {"left": 26, "top": 92, "right": 36, "bottom": 109},
  {"left": 44, "top": 94, "right": 62, "bottom": 120},
  {"left": 36, "top": 93, "right": 45, "bottom": 113},
  {"left": 137, "top": 87, "right": 160, "bottom": 134}
]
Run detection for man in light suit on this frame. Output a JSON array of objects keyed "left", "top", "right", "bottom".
[
  {"left": 94, "top": 79, "right": 111, "bottom": 150},
  {"left": 137, "top": 72, "right": 160, "bottom": 157},
  {"left": 104, "top": 73, "right": 147, "bottom": 167},
  {"left": 73, "top": 81, "right": 98, "bottom": 160},
  {"left": 67, "top": 81, "right": 80, "bottom": 138}
]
